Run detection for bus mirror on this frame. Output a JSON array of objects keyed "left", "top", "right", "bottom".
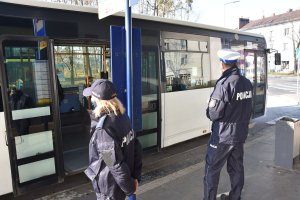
[{"left": 275, "top": 53, "right": 281, "bottom": 65}]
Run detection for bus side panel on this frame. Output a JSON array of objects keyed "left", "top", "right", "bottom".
[
  {"left": 0, "top": 112, "right": 13, "bottom": 195},
  {"left": 161, "top": 89, "right": 211, "bottom": 148}
]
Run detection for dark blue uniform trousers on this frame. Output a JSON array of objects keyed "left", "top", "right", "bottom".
[{"left": 203, "top": 138, "right": 244, "bottom": 200}]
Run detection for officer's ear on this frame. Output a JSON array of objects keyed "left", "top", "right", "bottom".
[{"left": 221, "top": 62, "right": 227, "bottom": 72}]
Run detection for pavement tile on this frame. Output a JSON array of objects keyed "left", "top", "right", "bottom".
[{"left": 33, "top": 118, "right": 300, "bottom": 200}]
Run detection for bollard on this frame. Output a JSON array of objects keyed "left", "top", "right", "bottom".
[{"left": 275, "top": 117, "right": 300, "bottom": 169}]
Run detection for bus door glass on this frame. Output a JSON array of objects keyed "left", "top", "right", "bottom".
[
  {"left": 53, "top": 44, "right": 109, "bottom": 174},
  {"left": 255, "top": 51, "right": 267, "bottom": 117},
  {"left": 244, "top": 50, "right": 267, "bottom": 118},
  {"left": 0, "top": 36, "right": 63, "bottom": 195},
  {"left": 139, "top": 47, "right": 159, "bottom": 149}
]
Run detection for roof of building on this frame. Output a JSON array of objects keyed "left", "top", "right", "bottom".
[{"left": 241, "top": 9, "right": 300, "bottom": 30}]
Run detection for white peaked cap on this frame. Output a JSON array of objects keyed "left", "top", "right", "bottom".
[{"left": 217, "top": 49, "right": 241, "bottom": 64}]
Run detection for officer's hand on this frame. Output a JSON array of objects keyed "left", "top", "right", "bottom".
[{"left": 133, "top": 179, "right": 139, "bottom": 194}]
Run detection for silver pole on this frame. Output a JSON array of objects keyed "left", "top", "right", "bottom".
[
  {"left": 125, "top": 0, "right": 133, "bottom": 124},
  {"left": 297, "top": 59, "right": 300, "bottom": 105}
]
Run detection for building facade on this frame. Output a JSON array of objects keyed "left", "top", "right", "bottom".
[{"left": 240, "top": 9, "right": 300, "bottom": 73}]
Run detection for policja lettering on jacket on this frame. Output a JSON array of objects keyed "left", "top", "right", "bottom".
[
  {"left": 236, "top": 90, "right": 252, "bottom": 100},
  {"left": 121, "top": 130, "right": 135, "bottom": 147}
]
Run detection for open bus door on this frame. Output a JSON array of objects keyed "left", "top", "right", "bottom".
[
  {"left": 53, "top": 42, "right": 110, "bottom": 174},
  {"left": 243, "top": 50, "right": 267, "bottom": 118},
  {"left": 0, "top": 35, "right": 64, "bottom": 196}
]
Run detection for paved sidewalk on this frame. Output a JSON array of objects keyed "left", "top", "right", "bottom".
[
  {"left": 35, "top": 93, "right": 300, "bottom": 200},
  {"left": 32, "top": 81, "right": 300, "bottom": 200},
  {"left": 36, "top": 122, "right": 300, "bottom": 200},
  {"left": 138, "top": 125, "right": 300, "bottom": 200}
]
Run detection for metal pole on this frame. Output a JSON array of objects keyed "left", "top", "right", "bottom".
[
  {"left": 125, "top": 0, "right": 133, "bottom": 123},
  {"left": 297, "top": 59, "right": 300, "bottom": 104}
]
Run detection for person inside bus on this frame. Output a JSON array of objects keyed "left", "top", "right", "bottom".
[
  {"left": 203, "top": 49, "right": 253, "bottom": 200},
  {"left": 83, "top": 79, "right": 142, "bottom": 200},
  {"left": 171, "top": 77, "right": 186, "bottom": 91},
  {"left": 9, "top": 80, "right": 34, "bottom": 135},
  {"left": 81, "top": 76, "right": 95, "bottom": 135},
  {"left": 82, "top": 76, "right": 94, "bottom": 110},
  {"left": 56, "top": 75, "right": 64, "bottom": 104}
]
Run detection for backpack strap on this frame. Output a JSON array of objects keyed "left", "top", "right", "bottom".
[{"left": 96, "top": 114, "right": 107, "bottom": 129}]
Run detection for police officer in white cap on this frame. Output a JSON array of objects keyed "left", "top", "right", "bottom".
[{"left": 203, "top": 49, "right": 253, "bottom": 200}]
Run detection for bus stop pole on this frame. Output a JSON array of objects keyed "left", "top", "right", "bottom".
[
  {"left": 125, "top": 0, "right": 133, "bottom": 124},
  {"left": 297, "top": 59, "right": 300, "bottom": 104}
]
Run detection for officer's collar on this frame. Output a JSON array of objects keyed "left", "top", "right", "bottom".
[{"left": 222, "top": 66, "right": 240, "bottom": 77}]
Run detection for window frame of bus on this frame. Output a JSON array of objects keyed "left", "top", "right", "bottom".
[{"left": 161, "top": 32, "right": 210, "bottom": 93}]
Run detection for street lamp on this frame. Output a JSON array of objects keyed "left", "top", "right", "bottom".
[{"left": 224, "top": 0, "right": 240, "bottom": 27}]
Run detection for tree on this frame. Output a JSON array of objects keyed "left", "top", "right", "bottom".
[
  {"left": 43, "top": 0, "right": 193, "bottom": 20},
  {"left": 291, "top": 22, "right": 300, "bottom": 73},
  {"left": 283, "top": 10, "right": 300, "bottom": 74},
  {"left": 44, "top": 0, "right": 98, "bottom": 6},
  {"left": 137, "top": 0, "right": 193, "bottom": 20}
]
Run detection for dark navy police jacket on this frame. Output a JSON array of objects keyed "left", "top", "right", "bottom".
[
  {"left": 206, "top": 66, "right": 253, "bottom": 144},
  {"left": 85, "top": 112, "right": 142, "bottom": 200}
]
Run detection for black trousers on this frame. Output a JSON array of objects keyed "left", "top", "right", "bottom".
[{"left": 203, "top": 136, "right": 244, "bottom": 200}]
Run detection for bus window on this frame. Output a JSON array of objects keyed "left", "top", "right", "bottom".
[
  {"left": 54, "top": 45, "right": 107, "bottom": 112},
  {"left": 164, "top": 38, "right": 211, "bottom": 92},
  {"left": 255, "top": 52, "right": 266, "bottom": 117},
  {"left": 243, "top": 50, "right": 266, "bottom": 118},
  {"left": 244, "top": 52, "right": 255, "bottom": 84},
  {"left": 3, "top": 44, "right": 54, "bottom": 137}
]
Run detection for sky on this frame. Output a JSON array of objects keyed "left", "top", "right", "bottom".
[{"left": 189, "top": 0, "right": 300, "bottom": 29}]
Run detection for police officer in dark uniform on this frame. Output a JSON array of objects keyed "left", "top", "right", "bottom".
[
  {"left": 203, "top": 49, "right": 253, "bottom": 200},
  {"left": 83, "top": 79, "right": 142, "bottom": 200}
]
